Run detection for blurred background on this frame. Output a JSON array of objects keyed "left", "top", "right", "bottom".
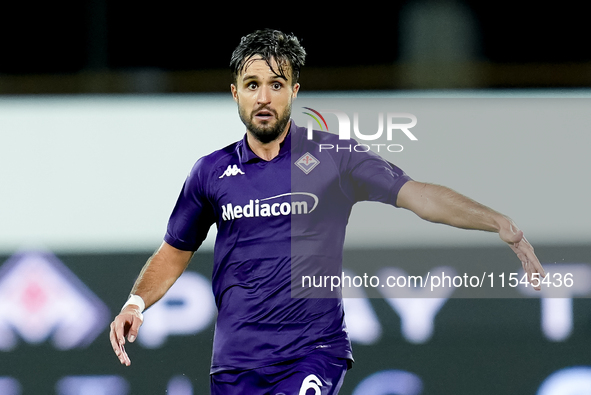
[
  {"left": 1, "top": 1, "right": 590, "bottom": 394},
  {"left": 1, "top": 0, "right": 590, "bottom": 93}
]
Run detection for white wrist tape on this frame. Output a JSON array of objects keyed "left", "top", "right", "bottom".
[{"left": 121, "top": 294, "right": 145, "bottom": 313}]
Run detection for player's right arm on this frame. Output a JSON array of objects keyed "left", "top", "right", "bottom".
[{"left": 109, "top": 241, "right": 194, "bottom": 366}]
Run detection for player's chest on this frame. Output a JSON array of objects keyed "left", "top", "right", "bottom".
[{"left": 209, "top": 155, "right": 344, "bottom": 222}]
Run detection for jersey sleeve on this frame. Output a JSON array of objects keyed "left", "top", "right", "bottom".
[
  {"left": 347, "top": 149, "right": 412, "bottom": 207},
  {"left": 164, "top": 158, "right": 216, "bottom": 251}
]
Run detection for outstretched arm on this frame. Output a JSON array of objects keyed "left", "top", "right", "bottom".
[
  {"left": 109, "top": 241, "right": 194, "bottom": 366},
  {"left": 396, "top": 181, "right": 545, "bottom": 289}
]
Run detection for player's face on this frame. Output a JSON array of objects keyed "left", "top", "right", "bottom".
[{"left": 231, "top": 56, "right": 300, "bottom": 144}]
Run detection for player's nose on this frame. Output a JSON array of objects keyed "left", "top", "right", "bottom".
[{"left": 256, "top": 85, "right": 271, "bottom": 104}]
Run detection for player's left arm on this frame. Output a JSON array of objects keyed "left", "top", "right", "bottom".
[{"left": 396, "top": 180, "right": 546, "bottom": 289}]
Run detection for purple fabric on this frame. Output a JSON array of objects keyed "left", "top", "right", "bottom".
[
  {"left": 210, "top": 351, "right": 348, "bottom": 395},
  {"left": 165, "top": 121, "right": 411, "bottom": 373}
]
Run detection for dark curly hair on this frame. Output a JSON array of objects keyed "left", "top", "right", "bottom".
[{"left": 230, "top": 29, "right": 306, "bottom": 86}]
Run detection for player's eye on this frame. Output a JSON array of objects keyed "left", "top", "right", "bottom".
[
  {"left": 272, "top": 82, "right": 282, "bottom": 90},
  {"left": 247, "top": 81, "right": 257, "bottom": 89}
]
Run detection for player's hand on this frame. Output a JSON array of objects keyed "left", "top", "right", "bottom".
[
  {"left": 499, "top": 221, "right": 546, "bottom": 290},
  {"left": 109, "top": 305, "right": 144, "bottom": 366}
]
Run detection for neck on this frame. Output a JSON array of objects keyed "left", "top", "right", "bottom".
[{"left": 246, "top": 121, "right": 291, "bottom": 161}]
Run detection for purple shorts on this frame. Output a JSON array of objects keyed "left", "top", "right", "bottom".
[{"left": 210, "top": 351, "right": 350, "bottom": 395}]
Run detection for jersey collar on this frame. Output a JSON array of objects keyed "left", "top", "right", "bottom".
[{"left": 239, "top": 120, "right": 295, "bottom": 163}]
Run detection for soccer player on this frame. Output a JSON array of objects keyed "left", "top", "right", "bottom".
[{"left": 109, "top": 29, "right": 545, "bottom": 394}]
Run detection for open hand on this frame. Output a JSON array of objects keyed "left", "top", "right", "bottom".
[
  {"left": 109, "top": 306, "right": 143, "bottom": 366},
  {"left": 499, "top": 222, "right": 546, "bottom": 290}
]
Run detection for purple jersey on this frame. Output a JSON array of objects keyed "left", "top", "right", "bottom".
[{"left": 165, "top": 121, "right": 411, "bottom": 374}]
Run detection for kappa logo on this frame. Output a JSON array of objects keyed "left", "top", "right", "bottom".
[
  {"left": 219, "top": 164, "right": 245, "bottom": 179},
  {"left": 295, "top": 152, "right": 320, "bottom": 174}
]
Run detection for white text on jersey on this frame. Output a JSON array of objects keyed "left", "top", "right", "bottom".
[{"left": 221, "top": 192, "right": 319, "bottom": 221}]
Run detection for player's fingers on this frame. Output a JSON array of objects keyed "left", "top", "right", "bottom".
[
  {"left": 526, "top": 265, "right": 541, "bottom": 291},
  {"left": 127, "top": 313, "right": 144, "bottom": 343},
  {"left": 115, "top": 317, "right": 128, "bottom": 346},
  {"left": 109, "top": 321, "right": 130, "bottom": 365},
  {"left": 119, "top": 344, "right": 131, "bottom": 366},
  {"left": 109, "top": 319, "right": 126, "bottom": 350},
  {"left": 529, "top": 267, "right": 541, "bottom": 291},
  {"left": 109, "top": 322, "right": 120, "bottom": 354},
  {"left": 521, "top": 252, "right": 544, "bottom": 291},
  {"left": 522, "top": 237, "right": 546, "bottom": 277},
  {"left": 510, "top": 244, "right": 527, "bottom": 265},
  {"left": 529, "top": 255, "right": 545, "bottom": 278},
  {"left": 511, "top": 242, "right": 542, "bottom": 290},
  {"left": 115, "top": 314, "right": 137, "bottom": 364},
  {"left": 525, "top": 261, "right": 536, "bottom": 289}
]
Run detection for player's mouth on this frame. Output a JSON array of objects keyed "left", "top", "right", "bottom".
[{"left": 253, "top": 109, "right": 275, "bottom": 122}]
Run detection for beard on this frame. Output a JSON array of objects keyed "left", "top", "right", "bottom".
[{"left": 238, "top": 102, "right": 292, "bottom": 144}]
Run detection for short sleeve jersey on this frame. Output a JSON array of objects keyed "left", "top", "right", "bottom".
[{"left": 165, "top": 121, "right": 411, "bottom": 374}]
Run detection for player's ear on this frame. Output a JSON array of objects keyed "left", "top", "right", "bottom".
[
  {"left": 292, "top": 83, "right": 300, "bottom": 98},
  {"left": 231, "top": 84, "right": 238, "bottom": 102}
]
